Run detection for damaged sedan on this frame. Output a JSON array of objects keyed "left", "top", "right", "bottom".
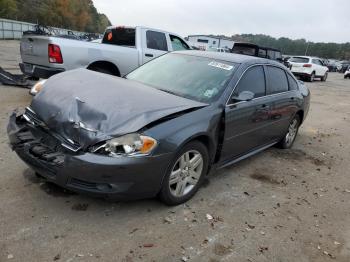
[{"left": 8, "top": 51, "right": 310, "bottom": 205}]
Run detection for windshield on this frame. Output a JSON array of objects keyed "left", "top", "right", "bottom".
[{"left": 126, "top": 53, "right": 237, "bottom": 103}]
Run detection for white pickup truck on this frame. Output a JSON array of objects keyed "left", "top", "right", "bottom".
[{"left": 20, "top": 26, "right": 190, "bottom": 78}]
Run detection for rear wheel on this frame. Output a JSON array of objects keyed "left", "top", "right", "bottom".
[
  {"left": 308, "top": 72, "right": 315, "bottom": 82},
  {"left": 321, "top": 72, "right": 328, "bottom": 81},
  {"left": 159, "top": 141, "right": 209, "bottom": 205},
  {"left": 277, "top": 115, "right": 300, "bottom": 149}
]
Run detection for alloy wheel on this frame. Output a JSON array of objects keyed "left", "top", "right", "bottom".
[
  {"left": 285, "top": 119, "right": 298, "bottom": 146},
  {"left": 310, "top": 73, "right": 315, "bottom": 82},
  {"left": 169, "top": 150, "right": 203, "bottom": 197}
]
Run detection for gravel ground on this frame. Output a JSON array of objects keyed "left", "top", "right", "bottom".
[{"left": 1, "top": 40, "right": 350, "bottom": 262}]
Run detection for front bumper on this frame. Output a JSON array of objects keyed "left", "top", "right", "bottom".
[
  {"left": 7, "top": 113, "right": 172, "bottom": 200},
  {"left": 19, "top": 63, "right": 65, "bottom": 79}
]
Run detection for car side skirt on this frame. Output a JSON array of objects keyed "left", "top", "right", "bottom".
[{"left": 216, "top": 140, "right": 278, "bottom": 169}]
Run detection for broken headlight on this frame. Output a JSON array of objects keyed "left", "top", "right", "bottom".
[{"left": 91, "top": 133, "right": 157, "bottom": 157}]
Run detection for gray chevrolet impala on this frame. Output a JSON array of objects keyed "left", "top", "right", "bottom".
[{"left": 8, "top": 51, "right": 310, "bottom": 205}]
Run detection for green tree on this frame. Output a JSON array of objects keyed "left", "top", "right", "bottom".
[{"left": 0, "top": 0, "right": 17, "bottom": 18}]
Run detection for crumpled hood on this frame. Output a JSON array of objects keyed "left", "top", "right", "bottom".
[{"left": 31, "top": 69, "right": 206, "bottom": 149}]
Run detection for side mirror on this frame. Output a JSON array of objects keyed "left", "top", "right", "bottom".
[{"left": 231, "top": 91, "right": 254, "bottom": 103}]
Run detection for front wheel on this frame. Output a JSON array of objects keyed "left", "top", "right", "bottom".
[
  {"left": 321, "top": 72, "right": 328, "bottom": 81},
  {"left": 159, "top": 141, "right": 209, "bottom": 205},
  {"left": 277, "top": 115, "right": 301, "bottom": 149}
]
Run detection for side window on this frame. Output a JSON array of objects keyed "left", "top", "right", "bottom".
[
  {"left": 170, "top": 35, "right": 190, "bottom": 51},
  {"left": 312, "top": 59, "right": 321, "bottom": 65},
  {"left": 287, "top": 74, "right": 298, "bottom": 91},
  {"left": 146, "top": 31, "right": 168, "bottom": 51},
  {"left": 275, "top": 51, "right": 282, "bottom": 60},
  {"left": 232, "top": 66, "right": 266, "bottom": 98},
  {"left": 267, "top": 50, "right": 275, "bottom": 60},
  {"left": 266, "top": 66, "right": 289, "bottom": 95},
  {"left": 258, "top": 49, "right": 267, "bottom": 58}
]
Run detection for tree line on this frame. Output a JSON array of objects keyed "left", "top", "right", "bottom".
[
  {"left": 230, "top": 34, "right": 350, "bottom": 60},
  {"left": 0, "top": 0, "right": 111, "bottom": 33}
]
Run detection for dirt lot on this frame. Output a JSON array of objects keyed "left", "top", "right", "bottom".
[{"left": 1, "top": 40, "right": 350, "bottom": 262}]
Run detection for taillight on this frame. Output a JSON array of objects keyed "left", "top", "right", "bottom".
[
  {"left": 303, "top": 64, "right": 312, "bottom": 68},
  {"left": 48, "top": 44, "right": 63, "bottom": 64}
]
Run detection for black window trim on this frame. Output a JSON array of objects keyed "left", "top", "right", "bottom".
[{"left": 226, "top": 64, "right": 295, "bottom": 106}]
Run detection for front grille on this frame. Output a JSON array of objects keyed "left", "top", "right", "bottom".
[
  {"left": 23, "top": 107, "right": 82, "bottom": 152},
  {"left": 23, "top": 107, "right": 46, "bottom": 127}
]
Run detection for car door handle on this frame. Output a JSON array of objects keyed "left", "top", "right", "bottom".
[{"left": 145, "top": 53, "right": 154, "bottom": 57}]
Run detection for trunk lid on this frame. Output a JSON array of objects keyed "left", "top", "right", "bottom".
[
  {"left": 30, "top": 69, "right": 207, "bottom": 149},
  {"left": 20, "top": 35, "right": 53, "bottom": 66}
]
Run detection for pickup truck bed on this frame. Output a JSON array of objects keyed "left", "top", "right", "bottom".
[{"left": 20, "top": 26, "right": 190, "bottom": 78}]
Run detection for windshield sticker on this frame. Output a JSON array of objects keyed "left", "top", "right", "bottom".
[
  {"left": 204, "top": 88, "right": 218, "bottom": 98},
  {"left": 208, "top": 61, "right": 234, "bottom": 71}
]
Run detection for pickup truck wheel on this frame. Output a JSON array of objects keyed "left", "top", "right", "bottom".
[{"left": 321, "top": 72, "right": 328, "bottom": 81}]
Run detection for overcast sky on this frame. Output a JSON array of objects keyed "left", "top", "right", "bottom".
[{"left": 93, "top": 0, "right": 350, "bottom": 43}]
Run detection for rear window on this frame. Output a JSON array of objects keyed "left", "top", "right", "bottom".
[
  {"left": 102, "top": 28, "right": 135, "bottom": 47},
  {"left": 289, "top": 57, "right": 309, "bottom": 63},
  {"left": 231, "top": 46, "right": 256, "bottom": 56},
  {"left": 258, "top": 49, "right": 267, "bottom": 58}
]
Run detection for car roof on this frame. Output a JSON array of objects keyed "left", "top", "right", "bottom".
[
  {"left": 291, "top": 56, "right": 321, "bottom": 59},
  {"left": 173, "top": 50, "right": 282, "bottom": 66}
]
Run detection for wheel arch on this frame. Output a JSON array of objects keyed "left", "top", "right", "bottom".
[
  {"left": 296, "top": 110, "right": 304, "bottom": 124},
  {"left": 180, "top": 133, "right": 217, "bottom": 166},
  {"left": 87, "top": 60, "right": 121, "bottom": 76}
]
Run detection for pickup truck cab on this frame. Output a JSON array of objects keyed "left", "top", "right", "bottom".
[{"left": 20, "top": 26, "right": 190, "bottom": 78}]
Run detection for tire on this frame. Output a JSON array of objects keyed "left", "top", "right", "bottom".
[
  {"left": 159, "top": 141, "right": 209, "bottom": 205},
  {"left": 308, "top": 72, "right": 315, "bottom": 82},
  {"left": 277, "top": 115, "right": 301, "bottom": 149},
  {"left": 89, "top": 66, "right": 115, "bottom": 75},
  {"left": 321, "top": 72, "right": 328, "bottom": 82}
]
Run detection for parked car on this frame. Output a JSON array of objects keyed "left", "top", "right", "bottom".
[
  {"left": 289, "top": 56, "right": 329, "bottom": 82},
  {"left": 231, "top": 43, "right": 283, "bottom": 63},
  {"left": 20, "top": 26, "right": 190, "bottom": 78},
  {"left": 344, "top": 66, "right": 350, "bottom": 79},
  {"left": 282, "top": 55, "right": 293, "bottom": 68},
  {"left": 8, "top": 51, "right": 310, "bottom": 205},
  {"left": 339, "top": 61, "right": 350, "bottom": 73},
  {"left": 326, "top": 59, "right": 339, "bottom": 72}
]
